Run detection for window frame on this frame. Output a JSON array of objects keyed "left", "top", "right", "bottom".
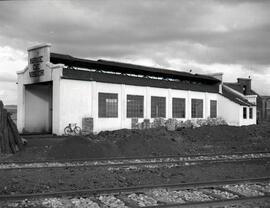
[
  {"left": 191, "top": 98, "right": 204, "bottom": 118},
  {"left": 249, "top": 107, "right": 253, "bottom": 119},
  {"left": 243, "top": 107, "right": 247, "bottom": 119},
  {"left": 172, "top": 98, "right": 186, "bottom": 118},
  {"left": 151, "top": 96, "right": 166, "bottom": 118},
  {"left": 210, "top": 100, "right": 217, "bottom": 118},
  {"left": 126, "top": 94, "right": 144, "bottom": 118},
  {"left": 98, "top": 92, "right": 118, "bottom": 118}
]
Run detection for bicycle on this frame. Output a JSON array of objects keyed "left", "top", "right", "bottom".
[{"left": 64, "top": 123, "right": 82, "bottom": 135}]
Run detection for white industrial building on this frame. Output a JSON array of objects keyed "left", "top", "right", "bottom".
[{"left": 17, "top": 44, "right": 257, "bottom": 135}]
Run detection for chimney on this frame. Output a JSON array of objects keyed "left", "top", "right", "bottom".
[
  {"left": 208, "top": 73, "right": 223, "bottom": 82},
  {"left": 237, "top": 78, "right": 251, "bottom": 95},
  {"left": 208, "top": 73, "right": 223, "bottom": 93}
]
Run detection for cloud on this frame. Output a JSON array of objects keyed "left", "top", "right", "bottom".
[
  {"left": 0, "top": 0, "right": 270, "bottom": 104},
  {"left": 0, "top": 46, "right": 26, "bottom": 104},
  {"left": 0, "top": 82, "right": 17, "bottom": 105},
  {"left": 0, "top": 46, "right": 27, "bottom": 82},
  {"left": 0, "top": 0, "right": 270, "bottom": 66}
]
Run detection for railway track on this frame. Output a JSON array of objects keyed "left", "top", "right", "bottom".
[
  {"left": 1, "top": 177, "right": 269, "bottom": 207},
  {"left": 2, "top": 150, "right": 270, "bottom": 163},
  {"left": 0, "top": 151, "right": 269, "bottom": 170}
]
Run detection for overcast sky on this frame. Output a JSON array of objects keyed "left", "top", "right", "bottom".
[{"left": 1, "top": 0, "right": 270, "bottom": 104}]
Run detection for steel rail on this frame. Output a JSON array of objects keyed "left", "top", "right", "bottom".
[
  {"left": 0, "top": 156, "right": 269, "bottom": 171},
  {"left": 1, "top": 150, "right": 269, "bottom": 164},
  {"left": 0, "top": 177, "right": 269, "bottom": 201}
]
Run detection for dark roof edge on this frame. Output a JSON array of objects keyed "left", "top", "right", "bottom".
[{"left": 50, "top": 52, "right": 220, "bottom": 84}]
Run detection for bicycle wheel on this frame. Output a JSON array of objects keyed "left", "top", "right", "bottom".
[
  {"left": 74, "top": 126, "right": 82, "bottom": 135},
  {"left": 64, "top": 126, "right": 72, "bottom": 135}
]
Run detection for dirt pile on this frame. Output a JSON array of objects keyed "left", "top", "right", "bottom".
[
  {"left": 47, "top": 124, "right": 270, "bottom": 159},
  {"left": 180, "top": 124, "right": 270, "bottom": 142},
  {"left": 48, "top": 128, "right": 183, "bottom": 159},
  {"left": 178, "top": 123, "right": 270, "bottom": 153}
]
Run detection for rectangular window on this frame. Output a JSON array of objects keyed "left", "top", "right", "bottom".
[
  {"left": 210, "top": 100, "right": 217, "bottom": 118},
  {"left": 191, "top": 99, "right": 203, "bottom": 118},
  {"left": 249, "top": 107, "right": 253, "bottom": 119},
  {"left": 243, "top": 107, "right": 247, "bottom": 119},
  {"left": 127, "top": 95, "right": 144, "bottom": 118},
  {"left": 151, "top": 96, "right": 166, "bottom": 118},
  {"left": 98, "top": 93, "right": 118, "bottom": 117},
  {"left": 172, "top": 98, "right": 185, "bottom": 118}
]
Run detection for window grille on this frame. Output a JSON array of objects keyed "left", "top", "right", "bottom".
[
  {"left": 151, "top": 96, "right": 166, "bottom": 118},
  {"left": 127, "top": 95, "right": 144, "bottom": 118},
  {"left": 249, "top": 107, "right": 253, "bottom": 119},
  {"left": 98, "top": 93, "right": 118, "bottom": 117},
  {"left": 191, "top": 99, "right": 203, "bottom": 118},
  {"left": 243, "top": 107, "right": 247, "bottom": 119},
  {"left": 210, "top": 100, "right": 217, "bottom": 118},
  {"left": 172, "top": 98, "right": 185, "bottom": 118}
]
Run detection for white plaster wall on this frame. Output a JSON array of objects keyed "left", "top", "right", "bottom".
[
  {"left": 245, "top": 95, "right": 257, "bottom": 105},
  {"left": 217, "top": 95, "right": 240, "bottom": 126},
  {"left": 93, "top": 82, "right": 123, "bottom": 132},
  {"left": 91, "top": 83, "right": 222, "bottom": 132},
  {"left": 51, "top": 66, "right": 62, "bottom": 135},
  {"left": 239, "top": 106, "right": 256, "bottom": 126},
  {"left": 58, "top": 79, "right": 92, "bottom": 135},
  {"left": 16, "top": 74, "right": 25, "bottom": 132},
  {"left": 58, "top": 80, "right": 257, "bottom": 133}
]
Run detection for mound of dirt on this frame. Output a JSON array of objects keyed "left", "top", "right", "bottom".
[
  {"left": 47, "top": 124, "right": 270, "bottom": 159},
  {"left": 48, "top": 128, "right": 185, "bottom": 159}
]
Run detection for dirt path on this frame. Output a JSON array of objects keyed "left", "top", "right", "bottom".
[{"left": 0, "top": 160, "right": 269, "bottom": 195}]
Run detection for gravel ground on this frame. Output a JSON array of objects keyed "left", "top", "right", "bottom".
[
  {"left": 172, "top": 189, "right": 214, "bottom": 202},
  {"left": 127, "top": 193, "right": 158, "bottom": 206},
  {"left": 2, "top": 197, "right": 100, "bottom": 208},
  {"left": 223, "top": 183, "right": 265, "bottom": 197},
  {"left": 2, "top": 182, "right": 269, "bottom": 208},
  {"left": 201, "top": 188, "right": 239, "bottom": 199},
  {"left": 1, "top": 153, "right": 269, "bottom": 170},
  {"left": 98, "top": 195, "right": 128, "bottom": 208},
  {"left": 145, "top": 188, "right": 186, "bottom": 203}
]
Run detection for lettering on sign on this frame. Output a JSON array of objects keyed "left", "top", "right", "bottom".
[
  {"left": 29, "top": 55, "right": 44, "bottom": 78},
  {"left": 30, "top": 56, "right": 43, "bottom": 64},
  {"left": 29, "top": 70, "right": 44, "bottom": 77}
]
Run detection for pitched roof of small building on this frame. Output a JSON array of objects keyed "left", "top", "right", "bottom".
[
  {"left": 221, "top": 85, "right": 255, "bottom": 106},
  {"left": 224, "top": 82, "right": 258, "bottom": 96}
]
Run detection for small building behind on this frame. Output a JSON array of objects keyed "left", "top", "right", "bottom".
[
  {"left": 261, "top": 96, "right": 270, "bottom": 122},
  {"left": 17, "top": 44, "right": 257, "bottom": 135}
]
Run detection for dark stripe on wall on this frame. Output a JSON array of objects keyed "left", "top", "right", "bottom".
[{"left": 62, "top": 69, "right": 219, "bottom": 93}]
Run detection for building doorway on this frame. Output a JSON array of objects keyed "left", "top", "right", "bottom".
[{"left": 24, "top": 81, "right": 52, "bottom": 133}]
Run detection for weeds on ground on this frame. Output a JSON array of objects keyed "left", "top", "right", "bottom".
[{"left": 133, "top": 117, "right": 227, "bottom": 131}]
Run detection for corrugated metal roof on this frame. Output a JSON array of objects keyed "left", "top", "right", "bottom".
[
  {"left": 221, "top": 85, "right": 255, "bottom": 106},
  {"left": 50, "top": 52, "right": 220, "bottom": 84}
]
